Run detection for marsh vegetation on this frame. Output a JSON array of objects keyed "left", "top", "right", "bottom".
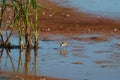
[{"left": 0, "top": 0, "right": 39, "bottom": 49}]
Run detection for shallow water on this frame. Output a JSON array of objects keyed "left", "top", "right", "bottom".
[
  {"left": 0, "top": 34, "right": 120, "bottom": 80},
  {"left": 50, "top": 0, "right": 120, "bottom": 20}
]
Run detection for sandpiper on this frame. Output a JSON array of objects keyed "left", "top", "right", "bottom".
[{"left": 60, "top": 41, "right": 68, "bottom": 47}]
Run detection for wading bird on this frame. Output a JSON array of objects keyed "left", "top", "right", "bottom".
[{"left": 60, "top": 41, "right": 68, "bottom": 47}]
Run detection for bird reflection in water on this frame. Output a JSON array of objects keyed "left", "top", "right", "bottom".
[{"left": 60, "top": 50, "right": 68, "bottom": 56}]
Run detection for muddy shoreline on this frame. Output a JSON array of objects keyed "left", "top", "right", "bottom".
[
  {"left": 1, "top": 0, "right": 120, "bottom": 80},
  {"left": 39, "top": 0, "right": 120, "bottom": 35},
  {"left": 0, "top": 71, "right": 67, "bottom": 80}
]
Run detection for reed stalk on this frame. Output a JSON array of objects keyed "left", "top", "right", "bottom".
[
  {"left": 0, "top": 0, "right": 39, "bottom": 48},
  {"left": 31, "top": 0, "right": 38, "bottom": 48},
  {"left": 0, "top": 0, "right": 6, "bottom": 45}
]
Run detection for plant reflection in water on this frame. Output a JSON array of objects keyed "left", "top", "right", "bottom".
[{"left": 0, "top": 48, "right": 38, "bottom": 75}]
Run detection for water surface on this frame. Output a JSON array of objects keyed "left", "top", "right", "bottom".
[{"left": 1, "top": 34, "right": 120, "bottom": 80}]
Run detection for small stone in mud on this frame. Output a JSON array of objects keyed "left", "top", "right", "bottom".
[
  {"left": 41, "top": 27, "right": 51, "bottom": 31},
  {"left": 42, "top": 12, "right": 46, "bottom": 16},
  {"left": 61, "top": 13, "right": 70, "bottom": 17},
  {"left": 114, "top": 28, "right": 118, "bottom": 31},
  {"left": 87, "top": 29, "right": 91, "bottom": 32},
  {"left": 47, "top": 28, "right": 51, "bottom": 31},
  {"left": 61, "top": 13, "right": 65, "bottom": 16},
  {"left": 49, "top": 14, "right": 52, "bottom": 17},
  {"left": 66, "top": 14, "right": 70, "bottom": 17},
  {"left": 59, "top": 26, "right": 63, "bottom": 28}
]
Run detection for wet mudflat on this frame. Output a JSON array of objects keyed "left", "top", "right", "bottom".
[{"left": 0, "top": 33, "right": 120, "bottom": 80}]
